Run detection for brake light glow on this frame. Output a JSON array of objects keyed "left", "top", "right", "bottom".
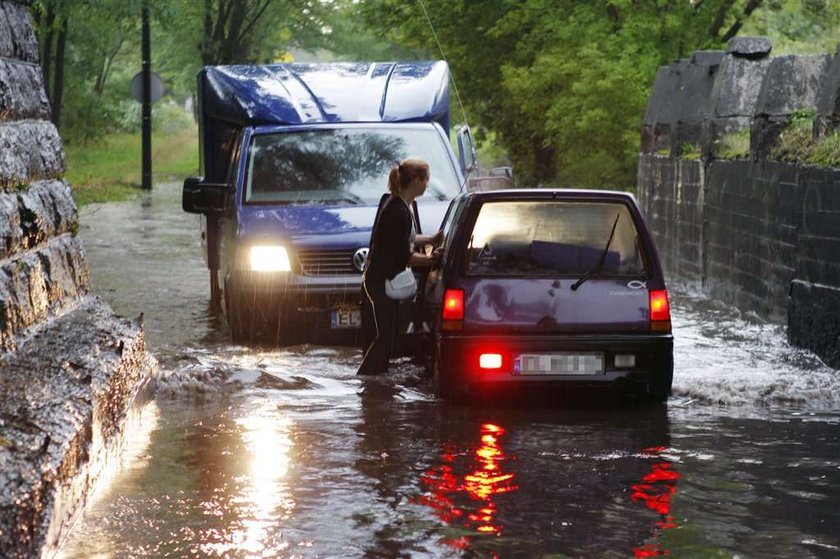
[
  {"left": 479, "top": 353, "right": 503, "bottom": 369},
  {"left": 649, "top": 290, "right": 671, "bottom": 332},
  {"left": 442, "top": 289, "right": 464, "bottom": 320}
]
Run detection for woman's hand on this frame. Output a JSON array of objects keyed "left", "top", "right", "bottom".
[
  {"left": 429, "top": 247, "right": 444, "bottom": 268},
  {"left": 409, "top": 248, "right": 443, "bottom": 268}
]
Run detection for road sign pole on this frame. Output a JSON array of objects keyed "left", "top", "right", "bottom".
[{"left": 141, "top": 1, "right": 152, "bottom": 190}]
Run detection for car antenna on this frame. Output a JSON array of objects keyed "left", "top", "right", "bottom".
[{"left": 418, "top": 0, "right": 470, "bottom": 129}]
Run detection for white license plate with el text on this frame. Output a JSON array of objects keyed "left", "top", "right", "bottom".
[
  {"left": 514, "top": 352, "right": 605, "bottom": 375},
  {"left": 330, "top": 308, "right": 361, "bottom": 329}
]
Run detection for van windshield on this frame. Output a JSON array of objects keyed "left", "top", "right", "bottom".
[
  {"left": 465, "top": 201, "right": 647, "bottom": 276},
  {"left": 244, "top": 127, "right": 460, "bottom": 205}
]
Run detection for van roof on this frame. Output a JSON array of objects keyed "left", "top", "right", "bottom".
[{"left": 199, "top": 61, "right": 451, "bottom": 133}]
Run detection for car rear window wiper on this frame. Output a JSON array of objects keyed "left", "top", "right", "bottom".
[{"left": 570, "top": 213, "right": 620, "bottom": 291}]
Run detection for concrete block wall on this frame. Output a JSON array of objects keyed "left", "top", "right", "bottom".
[
  {"left": 0, "top": 2, "right": 158, "bottom": 557},
  {"left": 815, "top": 45, "right": 840, "bottom": 136},
  {"left": 639, "top": 155, "right": 840, "bottom": 366},
  {"left": 751, "top": 54, "right": 831, "bottom": 159},
  {"left": 639, "top": 37, "right": 840, "bottom": 368}
]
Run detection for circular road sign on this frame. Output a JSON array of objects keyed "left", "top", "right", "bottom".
[{"left": 131, "top": 71, "right": 165, "bottom": 104}]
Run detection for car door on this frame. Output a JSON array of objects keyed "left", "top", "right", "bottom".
[{"left": 422, "top": 194, "right": 470, "bottom": 333}]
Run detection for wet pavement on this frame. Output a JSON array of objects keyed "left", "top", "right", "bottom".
[{"left": 58, "top": 182, "right": 840, "bottom": 558}]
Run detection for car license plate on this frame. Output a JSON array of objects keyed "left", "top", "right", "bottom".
[
  {"left": 514, "top": 352, "right": 605, "bottom": 375},
  {"left": 330, "top": 308, "right": 361, "bottom": 329}
]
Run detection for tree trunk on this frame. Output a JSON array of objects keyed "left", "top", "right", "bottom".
[
  {"left": 94, "top": 40, "right": 124, "bottom": 96},
  {"left": 201, "top": 0, "right": 273, "bottom": 65},
  {"left": 52, "top": 14, "right": 67, "bottom": 130},
  {"left": 41, "top": 3, "right": 56, "bottom": 103},
  {"left": 222, "top": 0, "right": 247, "bottom": 64},
  {"left": 202, "top": 0, "right": 215, "bottom": 65}
]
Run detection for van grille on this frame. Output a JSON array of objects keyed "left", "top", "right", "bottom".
[{"left": 297, "top": 248, "right": 360, "bottom": 276}]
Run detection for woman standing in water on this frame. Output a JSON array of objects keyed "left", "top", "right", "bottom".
[{"left": 358, "top": 158, "right": 441, "bottom": 375}]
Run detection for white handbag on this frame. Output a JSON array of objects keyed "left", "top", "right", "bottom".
[{"left": 385, "top": 268, "right": 417, "bottom": 300}]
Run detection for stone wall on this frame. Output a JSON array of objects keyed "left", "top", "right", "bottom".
[
  {"left": 638, "top": 37, "right": 840, "bottom": 367},
  {"left": 0, "top": 2, "right": 158, "bottom": 557}
]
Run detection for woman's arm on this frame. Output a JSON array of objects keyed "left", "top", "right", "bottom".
[
  {"left": 415, "top": 230, "right": 443, "bottom": 247},
  {"left": 408, "top": 251, "right": 439, "bottom": 267}
]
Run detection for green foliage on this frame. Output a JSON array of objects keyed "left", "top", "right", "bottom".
[
  {"left": 811, "top": 131, "right": 840, "bottom": 168},
  {"left": 32, "top": 0, "right": 335, "bottom": 147},
  {"left": 28, "top": 0, "right": 840, "bottom": 188},
  {"left": 680, "top": 144, "right": 701, "bottom": 160},
  {"left": 770, "top": 117, "right": 840, "bottom": 168},
  {"left": 715, "top": 128, "right": 751, "bottom": 159},
  {"left": 741, "top": 0, "right": 840, "bottom": 54},
  {"left": 358, "top": 0, "right": 766, "bottom": 189}
]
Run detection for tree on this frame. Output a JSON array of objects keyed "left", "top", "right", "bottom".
[
  {"left": 358, "top": 0, "right": 770, "bottom": 188},
  {"left": 31, "top": 0, "right": 336, "bottom": 144},
  {"left": 33, "top": 0, "right": 142, "bottom": 141}
]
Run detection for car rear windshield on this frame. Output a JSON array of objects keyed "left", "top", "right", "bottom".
[
  {"left": 244, "top": 127, "right": 460, "bottom": 205},
  {"left": 464, "top": 200, "right": 647, "bottom": 277}
]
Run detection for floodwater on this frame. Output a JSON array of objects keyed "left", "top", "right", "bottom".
[{"left": 58, "top": 182, "right": 840, "bottom": 558}]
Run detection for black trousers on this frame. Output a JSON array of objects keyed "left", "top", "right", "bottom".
[{"left": 357, "top": 275, "right": 400, "bottom": 375}]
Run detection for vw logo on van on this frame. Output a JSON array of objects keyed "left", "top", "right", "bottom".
[{"left": 353, "top": 247, "right": 369, "bottom": 272}]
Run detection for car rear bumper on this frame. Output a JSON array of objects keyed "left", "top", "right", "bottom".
[{"left": 435, "top": 332, "right": 673, "bottom": 392}]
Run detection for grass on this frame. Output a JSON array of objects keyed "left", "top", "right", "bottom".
[
  {"left": 65, "top": 124, "right": 199, "bottom": 206},
  {"left": 714, "top": 127, "right": 750, "bottom": 160},
  {"left": 769, "top": 109, "right": 840, "bottom": 168},
  {"left": 702, "top": 111, "right": 840, "bottom": 169}
]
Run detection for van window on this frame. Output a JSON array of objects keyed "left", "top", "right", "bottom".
[
  {"left": 464, "top": 201, "right": 647, "bottom": 276},
  {"left": 244, "top": 127, "right": 460, "bottom": 205}
]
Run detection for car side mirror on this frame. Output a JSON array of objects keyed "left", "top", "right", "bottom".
[
  {"left": 182, "top": 176, "right": 233, "bottom": 214},
  {"left": 468, "top": 166, "right": 514, "bottom": 191}
]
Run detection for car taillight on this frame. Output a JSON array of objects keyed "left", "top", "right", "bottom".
[
  {"left": 441, "top": 289, "right": 464, "bottom": 330},
  {"left": 649, "top": 289, "right": 671, "bottom": 332},
  {"left": 479, "top": 353, "right": 503, "bottom": 369},
  {"left": 476, "top": 348, "right": 509, "bottom": 373}
]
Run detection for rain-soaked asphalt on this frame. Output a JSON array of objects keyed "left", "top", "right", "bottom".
[{"left": 57, "top": 182, "right": 840, "bottom": 558}]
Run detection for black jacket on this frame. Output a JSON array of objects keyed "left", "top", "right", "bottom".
[{"left": 365, "top": 196, "right": 417, "bottom": 281}]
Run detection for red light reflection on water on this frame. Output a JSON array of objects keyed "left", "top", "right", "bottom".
[
  {"left": 631, "top": 446, "right": 681, "bottom": 557},
  {"left": 417, "top": 423, "right": 518, "bottom": 547}
]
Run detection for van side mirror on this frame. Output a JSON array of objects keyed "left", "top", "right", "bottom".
[
  {"left": 467, "top": 166, "right": 514, "bottom": 191},
  {"left": 182, "top": 176, "right": 233, "bottom": 214}
]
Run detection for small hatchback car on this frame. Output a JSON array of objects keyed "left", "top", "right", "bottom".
[{"left": 422, "top": 189, "right": 673, "bottom": 402}]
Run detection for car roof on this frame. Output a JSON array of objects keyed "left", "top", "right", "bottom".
[{"left": 462, "top": 188, "right": 639, "bottom": 204}]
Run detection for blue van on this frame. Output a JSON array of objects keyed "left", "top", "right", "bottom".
[{"left": 182, "top": 62, "right": 476, "bottom": 345}]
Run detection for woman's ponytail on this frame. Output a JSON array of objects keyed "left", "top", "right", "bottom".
[
  {"left": 387, "top": 165, "right": 401, "bottom": 195},
  {"left": 388, "top": 158, "right": 429, "bottom": 195}
]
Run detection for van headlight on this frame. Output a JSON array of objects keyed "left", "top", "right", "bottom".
[{"left": 249, "top": 245, "right": 291, "bottom": 272}]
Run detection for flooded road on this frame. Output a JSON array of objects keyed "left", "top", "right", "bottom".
[{"left": 59, "top": 182, "right": 840, "bottom": 558}]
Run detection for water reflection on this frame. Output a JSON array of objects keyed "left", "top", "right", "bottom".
[
  {"left": 631, "top": 446, "right": 681, "bottom": 557},
  {"left": 418, "top": 422, "right": 518, "bottom": 548},
  {"left": 199, "top": 404, "right": 296, "bottom": 557}
]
